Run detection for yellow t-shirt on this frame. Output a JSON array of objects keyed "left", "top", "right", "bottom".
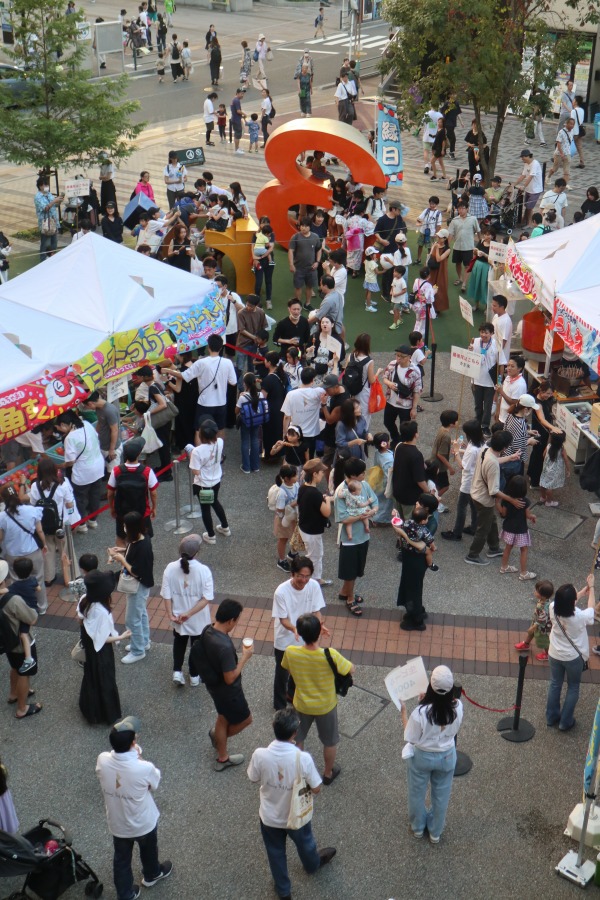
[{"left": 282, "top": 645, "right": 352, "bottom": 715}]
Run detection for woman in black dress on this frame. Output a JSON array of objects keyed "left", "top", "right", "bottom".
[
  {"left": 261, "top": 351, "right": 288, "bottom": 461},
  {"left": 101, "top": 202, "right": 124, "bottom": 243},
  {"left": 77, "top": 571, "right": 130, "bottom": 725},
  {"left": 166, "top": 223, "right": 194, "bottom": 273},
  {"left": 464, "top": 119, "right": 489, "bottom": 178},
  {"left": 209, "top": 39, "right": 222, "bottom": 86},
  {"left": 527, "top": 380, "right": 558, "bottom": 488},
  {"left": 168, "top": 351, "right": 199, "bottom": 450}
]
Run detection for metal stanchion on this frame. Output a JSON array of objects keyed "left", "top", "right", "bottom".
[
  {"left": 164, "top": 459, "right": 192, "bottom": 535},
  {"left": 421, "top": 342, "right": 443, "bottom": 403},
  {"left": 185, "top": 465, "right": 202, "bottom": 519},
  {"left": 497, "top": 654, "right": 535, "bottom": 743},
  {"left": 59, "top": 525, "right": 81, "bottom": 602}
]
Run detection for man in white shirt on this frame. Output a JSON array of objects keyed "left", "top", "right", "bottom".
[
  {"left": 514, "top": 149, "right": 544, "bottom": 226},
  {"left": 572, "top": 95, "right": 585, "bottom": 168},
  {"left": 421, "top": 109, "right": 443, "bottom": 174},
  {"left": 247, "top": 709, "right": 335, "bottom": 900},
  {"left": 321, "top": 249, "right": 347, "bottom": 299},
  {"left": 163, "top": 152, "right": 187, "bottom": 208},
  {"left": 96, "top": 716, "right": 172, "bottom": 900},
  {"left": 215, "top": 274, "right": 244, "bottom": 347},
  {"left": 469, "top": 322, "right": 498, "bottom": 435},
  {"left": 281, "top": 368, "right": 326, "bottom": 456},
  {"left": 203, "top": 92, "right": 217, "bottom": 147},
  {"left": 491, "top": 294, "right": 513, "bottom": 373},
  {"left": 334, "top": 69, "right": 357, "bottom": 126},
  {"left": 135, "top": 207, "right": 181, "bottom": 256},
  {"left": 166, "top": 334, "right": 237, "bottom": 437},
  {"left": 546, "top": 117, "right": 575, "bottom": 184},
  {"left": 272, "top": 556, "right": 327, "bottom": 710},
  {"left": 540, "top": 177, "right": 569, "bottom": 228}
]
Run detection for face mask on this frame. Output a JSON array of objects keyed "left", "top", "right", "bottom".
[{"left": 42, "top": 186, "right": 50, "bottom": 193}]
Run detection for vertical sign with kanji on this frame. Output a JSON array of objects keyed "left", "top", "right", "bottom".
[{"left": 376, "top": 101, "right": 403, "bottom": 184}]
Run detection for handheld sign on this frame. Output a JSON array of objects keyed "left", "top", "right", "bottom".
[
  {"left": 543, "top": 328, "right": 554, "bottom": 359},
  {"left": 450, "top": 346, "right": 481, "bottom": 380},
  {"left": 385, "top": 656, "right": 429, "bottom": 710},
  {"left": 458, "top": 296, "right": 474, "bottom": 327},
  {"left": 489, "top": 240, "right": 508, "bottom": 265}
]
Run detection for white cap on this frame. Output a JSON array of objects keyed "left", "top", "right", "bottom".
[
  {"left": 365, "top": 246, "right": 378, "bottom": 256},
  {"left": 258, "top": 33, "right": 266, "bottom": 39},
  {"left": 473, "top": 173, "right": 482, "bottom": 181},
  {"left": 437, "top": 228, "right": 449, "bottom": 239},
  {"left": 518, "top": 393, "right": 540, "bottom": 411},
  {"left": 395, "top": 233, "right": 408, "bottom": 242},
  {"left": 430, "top": 665, "right": 454, "bottom": 694}
]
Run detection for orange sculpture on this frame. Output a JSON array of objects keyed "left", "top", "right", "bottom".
[{"left": 256, "top": 118, "right": 386, "bottom": 249}]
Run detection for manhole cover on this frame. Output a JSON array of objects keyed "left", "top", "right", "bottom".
[
  {"left": 337, "top": 686, "right": 389, "bottom": 738},
  {"left": 529, "top": 503, "right": 584, "bottom": 539}
]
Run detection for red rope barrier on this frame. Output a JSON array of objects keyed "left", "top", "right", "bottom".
[
  {"left": 461, "top": 687, "right": 518, "bottom": 714},
  {"left": 224, "top": 342, "right": 266, "bottom": 362}
]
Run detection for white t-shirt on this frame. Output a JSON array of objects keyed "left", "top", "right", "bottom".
[
  {"left": 182, "top": 355, "right": 237, "bottom": 408},
  {"left": 223, "top": 291, "right": 243, "bottom": 337},
  {"left": 136, "top": 219, "right": 168, "bottom": 253},
  {"left": 281, "top": 386, "right": 325, "bottom": 438},
  {"left": 392, "top": 276, "right": 407, "bottom": 305},
  {"left": 64, "top": 420, "right": 105, "bottom": 486},
  {"left": 492, "top": 312, "right": 513, "bottom": 365},
  {"left": 272, "top": 578, "right": 325, "bottom": 651},
  {"left": 335, "top": 80, "right": 357, "bottom": 101},
  {"left": 411, "top": 347, "right": 425, "bottom": 367},
  {"left": 522, "top": 159, "right": 543, "bottom": 194},
  {"left": 572, "top": 106, "right": 584, "bottom": 137},
  {"left": 203, "top": 98, "right": 216, "bottom": 124},
  {"left": 472, "top": 336, "right": 498, "bottom": 388},
  {"left": 190, "top": 439, "right": 224, "bottom": 487},
  {"left": 247, "top": 741, "right": 321, "bottom": 828},
  {"left": 459, "top": 443, "right": 482, "bottom": 494},
  {"left": 29, "top": 480, "right": 75, "bottom": 525},
  {"left": 160, "top": 558, "right": 214, "bottom": 635},
  {"left": 96, "top": 749, "right": 160, "bottom": 839},
  {"left": 549, "top": 603, "right": 594, "bottom": 662},
  {"left": 499, "top": 374, "right": 527, "bottom": 423},
  {"left": 0, "top": 506, "right": 43, "bottom": 556},
  {"left": 422, "top": 110, "right": 443, "bottom": 143},
  {"left": 417, "top": 208, "right": 442, "bottom": 235},
  {"left": 331, "top": 265, "right": 347, "bottom": 298},
  {"left": 404, "top": 700, "right": 464, "bottom": 752},
  {"left": 393, "top": 246, "right": 412, "bottom": 268},
  {"left": 540, "top": 190, "right": 568, "bottom": 218}
]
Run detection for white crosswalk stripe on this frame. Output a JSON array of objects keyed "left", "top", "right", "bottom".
[{"left": 306, "top": 33, "right": 347, "bottom": 45}]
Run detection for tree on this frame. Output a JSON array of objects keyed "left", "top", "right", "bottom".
[
  {"left": 0, "top": 0, "right": 144, "bottom": 174},
  {"left": 382, "top": 0, "right": 594, "bottom": 180}
]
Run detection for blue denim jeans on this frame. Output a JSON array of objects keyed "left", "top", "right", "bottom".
[
  {"left": 546, "top": 654, "right": 585, "bottom": 729},
  {"left": 40, "top": 232, "right": 57, "bottom": 262},
  {"left": 240, "top": 423, "right": 260, "bottom": 472},
  {"left": 236, "top": 347, "right": 256, "bottom": 388},
  {"left": 125, "top": 583, "right": 150, "bottom": 656},
  {"left": 259, "top": 819, "right": 320, "bottom": 898},
  {"left": 407, "top": 745, "right": 457, "bottom": 839},
  {"left": 113, "top": 826, "right": 160, "bottom": 900},
  {"left": 450, "top": 491, "right": 477, "bottom": 537},
  {"left": 373, "top": 492, "right": 394, "bottom": 524}
]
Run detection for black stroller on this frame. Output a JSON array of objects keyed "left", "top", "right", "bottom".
[{"left": 0, "top": 818, "right": 102, "bottom": 899}]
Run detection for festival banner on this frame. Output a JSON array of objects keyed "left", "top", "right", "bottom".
[
  {"left": 376, "top": 101, "right": 403, "bottom": 184},
  {"left": 0, "top": 366, "right": 89, "bottom": 443},
  {"left": 161, "top": 288, "right": 225, "bottom": 353},
  {"left": 506, "top": 240, "right": 536, "bottom": 300},
  {"left": 584, "top": 698, "right": 600, "bottom": 796},
  {"left": 76, "top": 322, "right": 175, "bottom": 389},
  {"left": 550, "top": 296, "right": 600, "bottom": 375}
]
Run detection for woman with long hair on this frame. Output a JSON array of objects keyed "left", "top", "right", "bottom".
[
  {"left": 239, "top": 39, "right": 252, "bottom": 91},
  {"left": 305, "top": 316, "right": 342, "bottom": 388},
  {"left": 189, "top": 418, "right": 230, "bottom": 544},
  {"left": 108, "top": 511, "right": 154, "bottom": 664},
  {"left": 167, "top": 223, "right": 194, "bottom": 273},
  {"left": 464, "top": 118, "right": 489, "bottom": 178},
  {"left": 229, "top": 182, "right": 249, "bottom": 219},
  {"left": 335, "top": 398, "right": 371, "bottom": 460},
  {"left": 0, "top": 484, "right": 47, "bottom": 613},
  {"left": 466, "top": 226, "right": 495, "bottom": 312},
  {"left": 160, "top": 534, "right": 214, "bottom": 686},
  {"left": 236, "top": 372, "right": 267, "bottom": 474},
  {"left": 55, "top": 409, "right": 105, "bottom": 533},
  {"left": 441, "top": 419, "right": 483, "bottom": 541},
  {"left": 298, "top": 458, "right": 333, "bottom": 586},
  {"left": 428, "top": 229, "right": 451, "bottom": 313},
  {"left": 77, "top": 570, "right": 130, "bottom": 725},
  {"left": 28, "top": 457, "right": 76, "bottom": 587},
  {"left": 527, "top": 379, "right": 558, "bottom": 488},
  {"left": 209, "top": 38, "right": 222, "bottom": 86},
  {"left": 261, "top": 351, "right": 288, "bottom": 461},
  {"left": 400, "top": 665, "right": 463, "bottom": 842},
  {"left": 260, "top": 88, "right": 273, "bottom": 147},
  {"left": 344, "top": 332, "right": 376, "bottom": 428}
]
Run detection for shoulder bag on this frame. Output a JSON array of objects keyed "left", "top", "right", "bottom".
[
  {"left": 117, "top": 544, "right": 140, "bottom": 594},
  {"left": 324, "top": 647, "right": 353, "bottom": 696},
  {"left": 71, "top": 640, "right": 86, "bottom": 663},
  {"left": 41, "top": 210, "right": 57, "bottom": 236},
  {"left": 286, "top": 751, "right": 314, "bottom": 830},
  {"left": 150, "top": 382, "right": 179, "bottom": 429},
  {"left": 7, "top": 511, "right": 44, "bottom": 550},
  {"left": 554, "top": 614, "right": 589, "bottom": 671}
]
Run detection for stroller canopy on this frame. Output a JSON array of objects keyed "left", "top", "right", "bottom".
[{"left": 0, "top": 829, "right": 40, "bottom": 877}]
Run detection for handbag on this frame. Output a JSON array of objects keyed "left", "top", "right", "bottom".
[
  {"left": 197, "top": 487, "right": 215, "bottom": 504},
  {"left": 151, "top": 396, "right": 179, "bottom": 429},
  {"left": 252, "top": 48, "right": 259, "bottom": 62},
  {"left": 289, "top": 525, "right": 306, "bottom": 554},
  {"left": 141, "top": 411, "right": 163, "bottom": 454},
  {"left": 266, "top": 47, "right": 273, "bottom": 61},
  {"left": 71, "top": 640, "right": 86, "bottom": 663},
  {"left": 368, "top": 379, "right": 386, "bottom": 414},
  {"left": 41, "top": 212, "right": 57, "bottom": 236},
  {"left": 7, "top": 512, "right": 44, "bottom": 550},
  {"left": 117, "top": 544, "right": 139, "bottom": 594},
  {"left": 324, "top": 647, "right": 353, "bottom": 696},
  {"left": 580, "top": 125, "right": 586, "bottom": 138},
  {"left": 554, "top": 614, "right": 589, "bottom": 671},
  {"left": 286, "top": 751, "right": 314, "bottom": 830},
  {"left": 281, "top": 503, "right": 298, "bottom": 529}
]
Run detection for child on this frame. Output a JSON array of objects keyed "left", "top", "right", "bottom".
[
  {"left": 371, "top": 432, "right": 394, "bottom": 525},
  {"left": 339, "top": 479, "right": 376, "bottom": 540},
  {"left": 497, "top": 474, "right": 537, "bottom": 581},
  {"left": 540, "top": 430, "right": 569, "bottom": 507},
  {"left": 181, "top": 40, "right": 192, "bottom": 80},
  {"left": 429, "top": 409, "right": 459, "bottom": 508},
  {"left": 423, "top": 461, "right": 441, "bottom": 535},
  {"left": 9, "top": 557, "right": 40, "bottom": 674},
  {"left": 0, "top": 758, "right": 19, "bottom": 834},
  {"left": 157, "top": 51, "right": 165, "bottom": 83},
  {"left": 416, "top": 196, "right": 442, "bottom": 263},
  {"left": 270, "top": 425, "right": 309, "bottom": 468},
  {"left": 217, "top": 103, "right": 227, "bottom": 142},
  {"left": 409, "top": 267, "right": 436, "bottom": 334},
  {"left": 409, "top": 330, "right": 430, "bottom": 393},
  {"left": 514, "top": 579, "right": 554, "bottom": 661},
  {"left": 389, "top": 265, "right": 407, "bottom": 330},
  {"left": 364, "top": 246, "right": 382, "bottom": 312},
  {"left": 283, "top": 347, "right": 303, "bottom": 390},
  {"left": 274, "top": 464, "right": 299, "bottom": 571},
  {"left": 392, "top": 504, "right": 438, "bottom": 571},
  {"left": 248, "top": 113, "right": 260, "bottom": 153}
]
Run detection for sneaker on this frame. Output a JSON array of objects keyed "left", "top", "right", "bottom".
[
  {"left": 202, "top": 532, "right": 217, "bottom": 544},
  {"left": 389, "top": 322, "right": 401, "bottom": 330},
  {"left": 172, "top": 671, "right": 185, "bottom": 686},
  {"left": 18, "top": 657, "right": 36, "bottom": 675},
  {"left": 240, "top": 466, "right": 251, "bottom": 474},
  {"left": 234, "top": 149, "right": 245, "bottom": 155},
  {"left": 130, "top": 886, "right": 141, "bottom": 899},
  {"left": 485, "top": 549, "right": 503, "bottom": 558},
  {"left": 215, "top": 525, "right": 231, "bottom": 536},
  {"left": 125, "top": 642, "right": 151, "bottom": 652},
  {"left": 465, "top": 555, "right": 490, "bottom": 566},
  {"left": 441, "top": 531, "right": 461, "bottom": 541},
  {"left": 365, "top": 306, "right": 377, "bottom": 313},
  {"left": 318, "top": 847, "right": 337, "bottom": 867},
  {"left": 121, "top": 652, "right": 145, "bottom": 664},
  {"left": 189, "top": 676, "right": 200, "bottom": 687},
  {"left": 535, "top": 650, "right": 549, "bottom": 661},
  {"left": 142, "top": 861, "right": 173, "bottom": 888},
  {"left": 429, "top": 834, "right": 441, "bottom": 844},
  {"left": 303, "top": 303, "right": 314, "bottom": 312},
  {"left": 277, "top": 559, "right": 291, "bottom": 572},
  {"left": 76, "top": 524, "right": 88, "bottom": 534},
  {"left": 412, "top": 830, "right": 424, "bottom": 839},
  {"left": 592, "top": 645, "right": 600, "bottom": 657},
  {"left": 87, "top": 520, "right": 98, "bottom": 529},
  {"left": 214, "top": 753, "right": 244, "bottom": 771},
  {"left": 514, "top": 641, "right": 531, "bottom": 650},
  {"left": 437, "top": 502, "right": 448, "bottom": 513},
  {"left": 428, "top": 564, "right": 439, "bottom": 572}
]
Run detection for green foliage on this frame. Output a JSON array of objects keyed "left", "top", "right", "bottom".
[
  {"left": 0, "top": 0, "right": 144, "bottom": 172},
  {"left": 382, "top": 0, "right": 589, "bottom": 178}
]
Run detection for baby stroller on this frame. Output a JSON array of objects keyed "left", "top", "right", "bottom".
[
  {"left": 0, "top": 818, "right": 103, "bottom": 899},
  {"left": 489, "top": 187, "right": 522, "bottom": 234}
]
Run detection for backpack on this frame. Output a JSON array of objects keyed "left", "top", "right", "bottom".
[
  {"left": 171, "top": 41, "right": 180, "bottom": 60},
  {"left": 239, "top": 395, "right": 270, "bottom": 428},
  {"left": 267, "top": 483, "right": 280, "bottom": 511},
  {"left": 0, "top": 594, "right": 20, "bottom": 655},
  {"left": 314, "top": 16, "right": 319, "bottom": 26},
  {"left": 269, "top": 104, "right": 276, "bottom": 119},
  {"left": 541, "top": 225, "right": 552, "bottom": 234},
  {"left": 342, "top": 354, "right": 370, "bottom": 396},
  {"left": 189, "top": 626, "right": 222, "bottom": 688},
  {"left": 113, "top": 464, "right": 149, "bottom": 518},
  {"left": 35, "top": 482, "right": 61, "bottom": 535}
]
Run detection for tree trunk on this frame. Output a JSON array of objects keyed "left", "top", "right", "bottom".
[{"left": 473, "top": 101, "right": 507, "bottom": 185}]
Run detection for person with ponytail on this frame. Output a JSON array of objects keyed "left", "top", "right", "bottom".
[
  {"left": 160, "top": 535, "right": 214, "bottom": 687},
  {"left": 261, "top": 351, "right": 289, "bottom": 461},
  {"left": 236, "top": 372, "right": 267, "bottom": 474}
]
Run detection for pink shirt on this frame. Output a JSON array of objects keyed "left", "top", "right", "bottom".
[{"left": 135, "top": 182, "right": 156, "bottom": 203}]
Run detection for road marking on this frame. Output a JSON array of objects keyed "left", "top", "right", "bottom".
[
  {"left": 320, "top": 36, "right": 354, "bottom": 46},
  {"left": 276, "top": 48, "right": 339, "bottom": 55},
  {"left": 306, "top": 33, "right": 346, "bottom": 45},
  {"left": 270, "top": 39, "right": 287, "bottom": 44},
  {"left": 357, "top": 36, "right": 389, "bottom": 47}
]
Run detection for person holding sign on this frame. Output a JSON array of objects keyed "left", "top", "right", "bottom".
[
  {"left": 400, "top": 665, "right": 463, "bottom": 843},
  {"left": 469, "top": 323, "right": 498, "bottom": 436}
]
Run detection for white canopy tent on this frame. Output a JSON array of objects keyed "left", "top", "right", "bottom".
[
  {"left": 0, "top": 333, "right": 47, "bottom": 395},
  {"left": 0, "top": 232, "right": 214, "bottom": 372}
]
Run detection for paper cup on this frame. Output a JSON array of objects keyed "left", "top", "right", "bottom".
[{"left": 242, "top": 638, "right": 254, "bottom": 649}]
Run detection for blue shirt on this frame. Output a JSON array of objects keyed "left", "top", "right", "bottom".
[
  {"left": 334, "top": 479, "right": 378, "bottom": 545},
  {"left": 248, "top": 121, "right": 260, "bottom": 142},
  {"left": 34, "top": 190, "right": 59, "bottom": 228}
]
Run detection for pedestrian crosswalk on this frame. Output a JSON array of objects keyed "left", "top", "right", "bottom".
[{"left": 306, "top": 32, "right": 389, "bottom": 50}]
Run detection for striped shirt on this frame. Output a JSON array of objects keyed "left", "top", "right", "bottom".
[
  {"left": 503, "top": 414, "right": 529, "bottom": 462},
  {"left": 281, "top": 645, "right": 352, "bottom": 715}
]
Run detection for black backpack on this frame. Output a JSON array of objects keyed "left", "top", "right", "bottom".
[
  {"left": 269, "top": 104, "right": 276, "bottom": 119},
  {"left": 189, "top": 626, "right": 222, "bottom": 687},
  {"left": 113, "top": 464, "right": 149, "bottom": 518},
  {"left": 580, "top": 450, "right": 600, "bottom": 495},
  {"left": 342, "top": 354, "right": 370, "bottom": 396},
  {"left": 35, "top": 482, "right": 61, "bottom": 535},
  {"left": 0, "top": 594, "right": 20, "bottom": 656},
  {"left": 171, "top": 41, "right": 180, "bottom": 60}
]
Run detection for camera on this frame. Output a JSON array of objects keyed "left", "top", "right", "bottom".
[{"left": 55, "top": 528, "right": 65, "bottom": 540}]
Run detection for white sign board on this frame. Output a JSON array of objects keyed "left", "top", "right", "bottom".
[
  {"left": 77, "top": 21, "right": 92, "bottom": 41},
  {"left": 106, "top": 375, "right": 129, "bottom": 403},
  {"left": 458, "top": 296, "right": 474, "bottom": 327},
  {"left": 489, "top": 240, "right": 508, "bottom": 266},
  {"left": 543, "top": 328, "right": 554, "bottom": 359},
  {"left": 450, "top": 346, "right": 481, "bottom": 380},
  {"left": 63, "top": 178, "right": 90, "bottom": 199},
  {"left": 385, "top": 656, "right": 429, "bottom": 710}
]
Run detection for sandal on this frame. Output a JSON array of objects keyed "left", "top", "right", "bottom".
[
  {"left": 345, "top": 599, "right": 362, "bottom": 617},
  {"left": 7, "top": 689, "right": 35, "bottom": 704},
  {"left": 500, "top": 566, "right": 518, "bottom": 574},
  {"left": 353, "top": 594, "right": 365, "bottom": 604},
  {"left": 15, "top": 703, "right": 42, "bottom": 719},
  {"left": 519, "top": 571, "right": 537, "bottom": 581},
  {"left": 453, "top": 279, "right": 461, "bottom": 286}
]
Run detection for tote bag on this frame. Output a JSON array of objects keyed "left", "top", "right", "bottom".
[
  {"left": 141, "top": 411, "right": 163, "bottom": 454},
  {"left": 286, "top": 751, "right": 314, "bottom": 829}
]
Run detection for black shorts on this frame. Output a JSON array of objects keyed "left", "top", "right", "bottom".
[
  {"left": 7, "top": 640, "right": 38, "bottom": 675},
  {"left": 194, "top": 404, "right": 227, "bottom": 432},
  {"left": 435, "top": 471, "right": 449, "bottom": 490},
  {"left": 116, "top": 515, "right": 154, "bottom": 540},
  {"left": 338, "top": 540, "right": 369, "bottom": 581},
  {"left": 452, "top": 249, "right": 474, "bottom": 267},
  {"left": 208, "top": 686, "right": 251, "bottom": 725}
]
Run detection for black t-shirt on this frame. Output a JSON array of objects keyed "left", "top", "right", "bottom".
[
  {"left": 581, "top": 199, "right": 600, "bottom": 217},
  {"left": 272, "top": 316, "right": 312, "bottom": 358},
  {"left": 391, "top": 443, "right": 427, "bottom": 505},
  {"left": 501, "top": 497, "right": 530, "bottom": 535},
  {"left": 191, "top": 625, "right": 241, "bottom": 693},
  {"left": 441, "top": 100, "right": 461, "bottom": 127},
  {"left": 283, "top": 441, "right": 309, "bottom": 467},
  {"left": 262, "top": 372, "right": 286, "bottom": 414},
  {"left": 298, "top": 484, "right": 327, "bottom": 534},
  {"left": 126, "top": 535, "right": 154, "bottom": 588},
  {"left": 321, "top": 388, "right": 349, "bottom": 445}
]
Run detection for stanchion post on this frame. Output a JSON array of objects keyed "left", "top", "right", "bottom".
[
  {"left": 164, "top": 460, "right": 192, "bottom": 535},
  {"left": 497, "top": 654, "right": 535, "bottom": 743},
  {"left": 421, "top": 342, "right": 443, "bottom": 403},
  {"left": 58, "top": 525, "right": 81, "bottom": 602},
  {"left": 185, "top": 464, "right": 202, "bottom": 519}
]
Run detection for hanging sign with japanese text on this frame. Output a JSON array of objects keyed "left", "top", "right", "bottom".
[{"left": 376, "top": 101, "right": 403, "bottom": 184}]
